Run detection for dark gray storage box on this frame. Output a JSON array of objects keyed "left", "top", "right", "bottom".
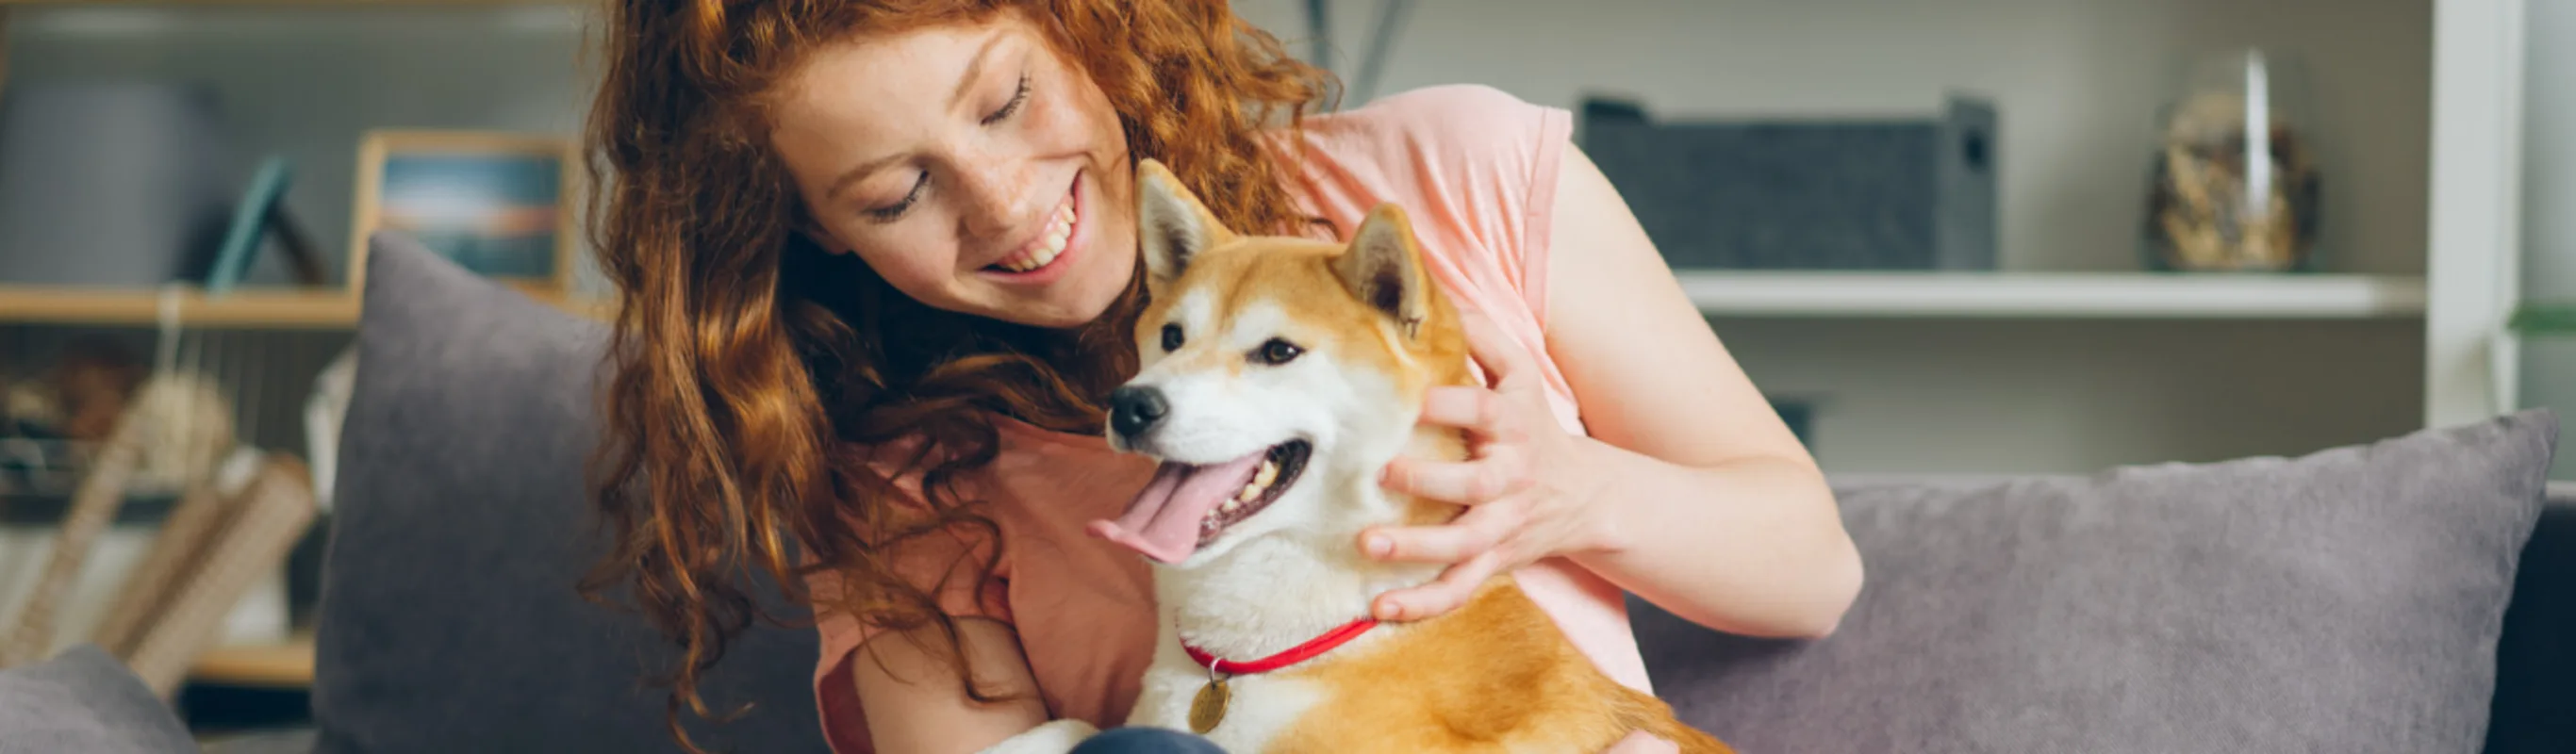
[
  {"left": 0, "top": 81, "right": 242, "bottom": 287},
  {"left": 1577, "top": 93, "right": 1998, "bottom": 271}
]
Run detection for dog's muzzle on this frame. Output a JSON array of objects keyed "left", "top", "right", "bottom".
[{"left": 1110, "top": 385, "right": 1169, "bottom": 441}]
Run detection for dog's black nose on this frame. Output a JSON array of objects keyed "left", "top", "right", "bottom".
[{"left": 1110, "top": 385, "right": 1168, "bottom": 438}]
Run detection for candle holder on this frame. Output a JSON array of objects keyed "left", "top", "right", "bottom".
[{"left": 2141, "top": 49, "right": 2324, "bottom": 272}]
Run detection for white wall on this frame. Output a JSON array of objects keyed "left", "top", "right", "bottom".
[{"left": 2518, "top": 0, "right": 2576, "bottom": 479}]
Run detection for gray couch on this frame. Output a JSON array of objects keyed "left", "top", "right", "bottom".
[{"left": 10, "top": 233, "right": 2572, "bottom": 753}]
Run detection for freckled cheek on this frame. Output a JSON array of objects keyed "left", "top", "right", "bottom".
[
  {"left": 1030, "top": 80, "right": 1119, "bottom": 156},
  {"left": 845, "top": 223, "right": 970, "bottom": 288}
]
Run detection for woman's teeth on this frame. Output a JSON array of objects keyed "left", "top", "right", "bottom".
[{"left": 994, "top": 203, "right": 1076, "bottom": 273}]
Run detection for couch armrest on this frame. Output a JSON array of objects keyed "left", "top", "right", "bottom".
[
  {"left": 2486, "top": 492, "right": 2576, "bottom": 753},
  {"left": 0, "top": 645, "right": 198, "bottom": 754}
]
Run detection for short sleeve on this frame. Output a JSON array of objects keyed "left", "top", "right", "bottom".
[
  {"left": 805, "top": 458, "right": 1013, "bottom": 754},
  {"left": 1284, "top": 84, "right": 1585, "bottom": 432},
  {"left": 1306, "top": 84, "right": 1572, "bottom": 322},
  {"left": 806, "top": 517, "right": 1014, "bottom": 653}
]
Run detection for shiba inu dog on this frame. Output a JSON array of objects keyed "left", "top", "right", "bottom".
[{"left": 985, "top": 158, "right": 1731, "bottom": 754}]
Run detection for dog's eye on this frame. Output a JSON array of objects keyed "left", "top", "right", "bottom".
[
  {"left": 1161, "top": 323, "right": 1184, "bottom": 352},
  {"left": 1254, "top": 337, "right": 1303, "bottom": 366}
]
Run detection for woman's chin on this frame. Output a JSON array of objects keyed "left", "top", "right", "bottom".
[
  {"left": 942, "top": 236, "right": 1136, "bottom": 330},
  {"left": 964, "top": 284, "right": 1123, "bottom": 331},
  {"left": 1035, "top": 256, "right": 1138, "bottom": 329}
]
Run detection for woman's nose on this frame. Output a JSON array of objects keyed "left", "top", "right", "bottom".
[{"left": 952, "top": 158, "right": 1041, "bottom": 243}]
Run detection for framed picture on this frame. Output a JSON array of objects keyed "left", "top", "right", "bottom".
[{"left": 349, "top": 130, "right": 579, "bottom": 296}]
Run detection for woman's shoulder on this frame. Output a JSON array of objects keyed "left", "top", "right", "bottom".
[
  {"left": 1325, "top": 83, "right": 1551, "bottom": 125},
  {"left": 1284, "top": 85, "right": 1574, "bottom": 315},
  {"left": 1295, "top": 84, "right": 1570, "bottom": 170}
]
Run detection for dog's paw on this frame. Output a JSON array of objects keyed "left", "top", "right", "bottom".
[{"left": 977, "top": 718, "right": 1100, "bottom": 754}]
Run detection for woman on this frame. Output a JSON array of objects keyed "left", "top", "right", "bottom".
[{"left": 578, "top": 2, "right": 1863, "bottom": 753}]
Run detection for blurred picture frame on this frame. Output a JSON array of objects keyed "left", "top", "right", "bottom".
[{"left": 349, "top": 130, "right": 578, "bottom": 296}]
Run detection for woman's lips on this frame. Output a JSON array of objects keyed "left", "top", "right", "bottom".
[{"left": 984, "top": 176, "right": 1082, "bottom": 279}]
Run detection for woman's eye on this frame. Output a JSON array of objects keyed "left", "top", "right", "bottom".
[
  {"left": 867, "top": 171, "right": 927, "bottom": 221},
  {"left": 1253, "top": 337, "right": 1303, "bottom": 366},
  {"left": 1160, "top": 323, "right": 1183, "bottom": 352},
  {"left": 983, "top": 73, "right": 1031, "bottom": 125}
]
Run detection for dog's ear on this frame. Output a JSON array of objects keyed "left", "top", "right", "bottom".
[
  {"left": 1334, "top": 202, "right": 1432, "bottom": 337},
  {"left": 1135, "top": 158, "right": 1234, "bottom": 289}
]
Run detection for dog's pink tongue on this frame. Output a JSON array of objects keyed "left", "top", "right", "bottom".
[{"left": 1087, "top": 453, "right": 1266, "bottom": 564}]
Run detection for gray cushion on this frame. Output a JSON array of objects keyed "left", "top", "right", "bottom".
[
  {"left": 310, "top": 233, "right": 824, "bottom": 753},
  {"left": 1632, "top": 408, "right": 2557, "bottom": 753},
  {"left": 0, "top": 644, "right": 196, "bottom": 754}
]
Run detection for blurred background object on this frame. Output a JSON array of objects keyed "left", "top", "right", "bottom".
[
  {"left": 1577, "top": 92, "right": 1999, "bottom": 272},
  {"left": 2141, "top": 48, "right": 2324, "bottom": 273},
  {"left": 0, "top": 3, "right": 599, "bottom": 742},
  {"left": 0, "top": 81, "right": 239, "bottom": 288}
]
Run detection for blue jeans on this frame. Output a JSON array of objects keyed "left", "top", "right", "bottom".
[{"left": 1070, "top": 727, "right": 1226, "bottom": 753}]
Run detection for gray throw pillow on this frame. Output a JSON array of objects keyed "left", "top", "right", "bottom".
[
  {"left": 309, "top": 233, "right": 824, "bottom": 754},
  {"left": 0, "top": 644, "right": 196, "bottom": 754},
  {"left": 1631, "top": 409, "right": 2556, "bottom": 753}
]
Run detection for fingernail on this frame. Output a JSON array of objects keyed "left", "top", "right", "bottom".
[{"left": 1363, "top": 534, "right": 1391, "bottom": 558}]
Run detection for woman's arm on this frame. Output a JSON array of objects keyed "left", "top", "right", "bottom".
[
  {"left": 1540, "top": 145, "right": 1862, "bottom": 638},
  {"left": 1365, "top": 143, "right": 1861, "bottom": 639},
  {"left": 852, "top": 617, "right": 1080, "bottom": 753}
]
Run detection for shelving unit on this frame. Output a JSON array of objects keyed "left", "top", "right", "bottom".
[
  {"left": 1675, "top": 272, "right": 2429, "bottom": 320},
  {"left": 0, "top": 286, "right": 606, "bottom": 328},
  {"left": 0, "top": 0, "right": 603, "bottom": 330},
  {"left": 0, "top": 2, "right": 625, "bottom": 698},
  {"left": 0, "top": 287, "right": 360, "bottom": 328},
  {"left": 1250, "top": 0, "right": 2534, "bottom": 475}
]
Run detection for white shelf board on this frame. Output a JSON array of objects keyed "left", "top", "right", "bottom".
[{"left": 1677, "top": 271, "right": 2428, "bottom": 319}]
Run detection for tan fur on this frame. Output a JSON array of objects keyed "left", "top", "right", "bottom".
[
  {"left": 1127, "top": 160, "right": 1733, "bottom": 753},
  {"left": 1274, "top": 582, "right": 1731, "bottom": 754}
]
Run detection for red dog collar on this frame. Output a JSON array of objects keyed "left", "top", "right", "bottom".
[{"left": 1181, "top": 616, "right": 1379, "bottom": 676}]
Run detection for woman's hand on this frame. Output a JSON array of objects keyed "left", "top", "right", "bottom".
[
  {"left": 1605, "top": 731, "right": 1681, "bottom": 754},
  {"left": 1360, "top": 306, "right": 1619, "bottom": 622}
]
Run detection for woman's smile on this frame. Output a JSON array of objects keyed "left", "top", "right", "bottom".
[{"left": 976, "top": 168, "right": 1088, "bottom": 286}]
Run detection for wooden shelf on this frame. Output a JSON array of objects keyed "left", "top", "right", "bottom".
[
  {"left": 0, "top": 287, "right": 361, "bottom": 328},
  {"left": 0, "top": 285, "right": 608, "bottom": 328},
  {"left": 1677, "top": 271, "right": 2428, "bottom": 320},
  {"left": 189, "top": 632, "right": 314, "bottom": 688}
]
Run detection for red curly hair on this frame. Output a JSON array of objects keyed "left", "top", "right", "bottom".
[{"left": 575, "top": 0, "right": 1336, "bottom": 748}]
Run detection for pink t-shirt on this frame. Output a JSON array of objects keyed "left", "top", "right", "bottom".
[{"left": 805, "top": 84, "right": 1648, "bottom": 753}]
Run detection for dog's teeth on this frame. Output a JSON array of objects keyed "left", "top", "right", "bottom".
[{"left": 1253, "top": 460, "right": 1279, "bottom": 487}]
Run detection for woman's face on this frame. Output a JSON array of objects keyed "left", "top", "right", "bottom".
[{"left": 770, "top": 14, "right": 1137, "bottom": 329}]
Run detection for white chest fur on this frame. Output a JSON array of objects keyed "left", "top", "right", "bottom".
[
  {"left": 1128, "top": 653, "right": 1324, "bottom": 752},
  {"left": 1112, "top": 481, "right": 1434, "bottom": 752}
]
